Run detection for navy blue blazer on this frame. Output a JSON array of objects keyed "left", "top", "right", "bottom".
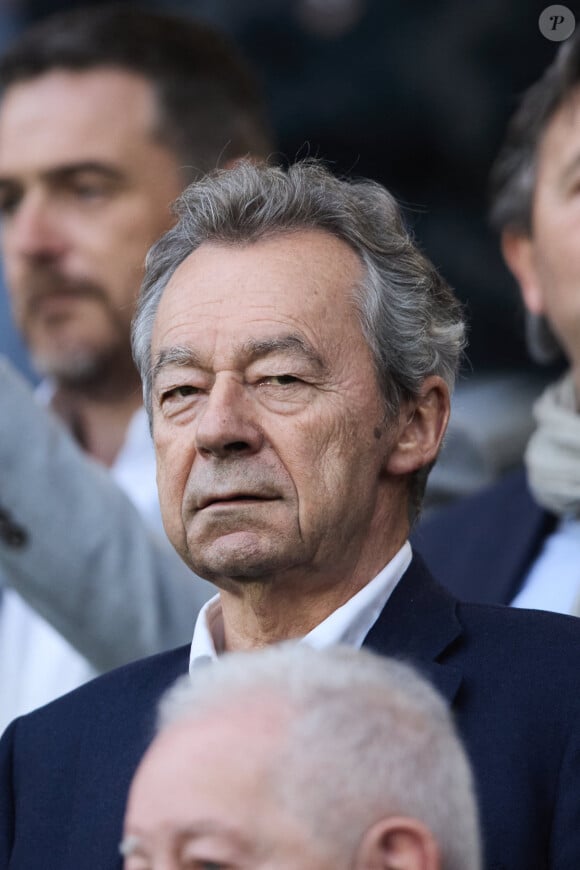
[
  {"left": 413, "top": 468, "right": 556, "bottom": 605},
  {"left": 2, "top": 554, "right": 580, "bottom": 870}
]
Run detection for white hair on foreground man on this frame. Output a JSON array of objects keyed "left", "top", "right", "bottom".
[{"left": 122, "top": 646, "right": 481, "bottom": 870}]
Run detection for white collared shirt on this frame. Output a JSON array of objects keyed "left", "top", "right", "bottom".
[
  {"left": 189, "top": 541, "right": 412, "bottom": 675},
  {"left": 511, "top": 514, "right": 580, "bottom": 615}
]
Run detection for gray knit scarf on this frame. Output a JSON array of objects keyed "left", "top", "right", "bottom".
[{"left": 525, "top": 371, "right": 580, "bottom": 517}]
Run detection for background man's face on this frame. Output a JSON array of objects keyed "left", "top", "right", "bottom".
[
  {"left": 0, "top": 67, "right": 183, "bottom": 383},
  {"left": 151, "top": 230, "right": 397, "bottom": 592},
  {"left": 518, "top": 89, "right": 580, "bottom": 370},
  {"left": 123, "top": 701, "right": 344, "bottom": 870}
]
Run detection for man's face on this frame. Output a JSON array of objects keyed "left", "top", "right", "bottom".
[
  {"left": 151, "top": 230, "right": 401, "bottom": 592},
  {"left": 508, "top": 89, "right": 580, "bottom": 373},
  {"left": 123, "top": 701, "right": 346, "bottom": 870},
  {"left": 0, "top": 68, "right": 184, "bottom": 383}
]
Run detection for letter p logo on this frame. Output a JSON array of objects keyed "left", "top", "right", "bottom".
[{"left": 539, "top": 5, "right": 576, "bottom": 41}]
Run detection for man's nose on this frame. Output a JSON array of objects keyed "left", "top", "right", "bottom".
[
  {"left": 194, "top": 375, "right": 264, "bottom": 459},
  {"left": 5, "top": 192, "right": 67, "bottom": 262}
]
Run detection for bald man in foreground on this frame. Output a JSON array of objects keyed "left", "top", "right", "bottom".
[{"left": 123, "top": 646, "right": 481, "bottom": 870}]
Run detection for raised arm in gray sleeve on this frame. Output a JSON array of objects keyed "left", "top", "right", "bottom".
[{"left": 0, "top": 357, "right": 215, "bottom": 671}]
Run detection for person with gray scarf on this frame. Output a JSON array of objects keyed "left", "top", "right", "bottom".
[{"left": 414, "top": 30, "right": 580, "bottom": 615}]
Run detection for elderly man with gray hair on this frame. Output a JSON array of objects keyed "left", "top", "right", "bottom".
[
  {"left": 122, "top": 645, "right": 481, "bottom": 870},
  {"left": 3, "top": 160, "right": 580, "bottom": 870}
]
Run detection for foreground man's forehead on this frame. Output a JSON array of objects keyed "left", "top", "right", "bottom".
[
  {"left": 158, "top": 232, "right": 364, "bottom": 300},
  {"left": 151, "top": 232, "right": 368, "bottom": 352}
]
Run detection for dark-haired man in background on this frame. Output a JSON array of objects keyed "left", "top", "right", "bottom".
[
  {"left": 414, "top": 32, "right": 580, "bottom": 614},
  {"left": 123, "top": 646, "right": 482, "bottom": 870},
  {"left": 0, "top": 4, "right": 272, "bottom": 729}
]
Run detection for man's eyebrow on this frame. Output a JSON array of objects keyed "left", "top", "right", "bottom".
[
  {"left": 152, "top": 336, "right": 327, "bottom": 383},
  {"left": 119, "top": 821, "right": 252, "bottom": 855},
  {"left": 179, "top": 821, "right": 252, "bottom": 855},
  {"left": 152, "top": 346, "right": 204, "bottom": 383},
  {"left": 241, "top": 335, "right": 326, "bottom": 371},
  {"left": 0, "top": 161, "right": 124, "bottom": 188}
]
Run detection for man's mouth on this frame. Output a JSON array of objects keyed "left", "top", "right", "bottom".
[
  {"left": 24, "top": 273, "right": 106, "bottom": 317},
  {"left": 33, "top": 291, "right": 85, "bottom": 310},
  {"left": 198, "top": 493, "right": 277, "bottom": 510}
]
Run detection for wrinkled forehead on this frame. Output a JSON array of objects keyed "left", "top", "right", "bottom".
[{"left": 151, "top": 231, "right": 369, "bottom": 357}]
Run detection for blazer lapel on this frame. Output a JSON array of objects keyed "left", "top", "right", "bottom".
[
  {"left": 363, "top": 553, "right": 463, "bottom": 706},
  {"left": 484, "top": 479, "right": 556, "bottom": 606}
]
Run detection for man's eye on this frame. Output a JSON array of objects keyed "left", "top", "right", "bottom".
[
  {"left": 161, "top": 385, "right": 199, "bottom": 403},
  {"left": 0, "top": 189, "right": 21, "bottom": 217},
  {"left": 261, "top": 375, "right": 299, "bottom": 386},
  {"left": 184, "top": 861, "right": 227, "bottom": 870},
  {"left": 71, "top": 182, "right": 109, "bottom": 201}
]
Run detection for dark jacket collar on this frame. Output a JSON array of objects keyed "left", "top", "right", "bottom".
[
  {"left": 363, "top": 552, "right": 463, "bottom": 705},
  {"left": 413, "top": 468, "right": 557, "bottom": 605}
]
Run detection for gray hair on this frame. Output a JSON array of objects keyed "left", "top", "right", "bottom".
[
  {"left": 132, "top": 160, "right": 465, "bottom": 513},
  {"left": 489, "top": 35, "right": 580, "bottom": 364},
  {"left": 159, "top": 645, "right": 481, "bottom": 870}
]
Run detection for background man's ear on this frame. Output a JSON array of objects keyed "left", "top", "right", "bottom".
[
  {"left": 355, "top": 816, "right": 441, "bottom": 869},
  {"left": 501, "top": 230, "right": 544, "bottom": 315},
  {"left": 385, "top": 376, "right": 450, "bottom": 477}
]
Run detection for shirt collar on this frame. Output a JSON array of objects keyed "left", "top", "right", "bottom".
[{"left": 189, "top": 541, "right": 412, "bottom": 676}]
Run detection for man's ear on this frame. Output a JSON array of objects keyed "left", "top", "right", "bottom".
[
  {"left": 501, "top": 230, "right": 544, "bottom": 315},
  {"left": 354, "top": 816, "right": 441, "bottom": 869},
  {"left": 385, "top": 376, "right": 450, "bottom": 477}
]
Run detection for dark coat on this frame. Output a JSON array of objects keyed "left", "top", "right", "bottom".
[
  {"left": 413, "top": 468, "right": 557, "bottom": 605},
  {"left": 2, "top": 554, "right": 580, "bottom": 870}
]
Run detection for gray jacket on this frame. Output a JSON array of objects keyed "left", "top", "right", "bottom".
[{"left": 0, "top": 357, "right": 215, "bottom": 672}]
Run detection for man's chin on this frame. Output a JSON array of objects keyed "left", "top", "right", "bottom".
[{"left": 187, "top": 530, "right": 292, "bottom": 585}]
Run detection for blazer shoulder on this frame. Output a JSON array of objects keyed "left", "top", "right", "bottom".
[
  {"left": 412, "top": 469, "right": 554, "bottom": 604},
  {"left": 0, "top": 645, "right": 191, "bottom": 869},
  {"left": 456, "top": 597, "right": 580, "bottom": 680},
  {"left": 8, "top": 642, "right": 190, "bottom": 738}
]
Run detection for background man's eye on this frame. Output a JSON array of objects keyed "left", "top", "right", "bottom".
[
  {"left": 75, "top": 185, "right": 104, "bottom": 199},
  {"left": 0, "top": 191, "right": 21, "bottom": 216}
]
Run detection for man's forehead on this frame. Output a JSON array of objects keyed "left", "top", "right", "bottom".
[
  {"left": 157, "top": 232, "right": 365, "bottom": 311},
  {"left": 153, "top": 695, "right": 290, "bottom": 769},
  {"left": 0, "top": 67, "right": 158, "bottom": 167},
  {"left": 151, "top": 233, "right": 367, "bottom": 360},
  {"left": 1, "top": 64, "right": 154, "bottom": 106}
]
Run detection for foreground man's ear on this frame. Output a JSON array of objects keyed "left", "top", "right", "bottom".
[
  {"left": 385, "top": 376, "right": 450, "bottom": 477},
  {"left": 355, "top": 816, "right": 441, "bottom": 869},
  {"left": 501, "top": 229, "right": 543, "bottom": 315}
]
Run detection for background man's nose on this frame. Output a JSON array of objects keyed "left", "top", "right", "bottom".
[{"left": 7, "top": 193, "right": 67, "bottom": 263}]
